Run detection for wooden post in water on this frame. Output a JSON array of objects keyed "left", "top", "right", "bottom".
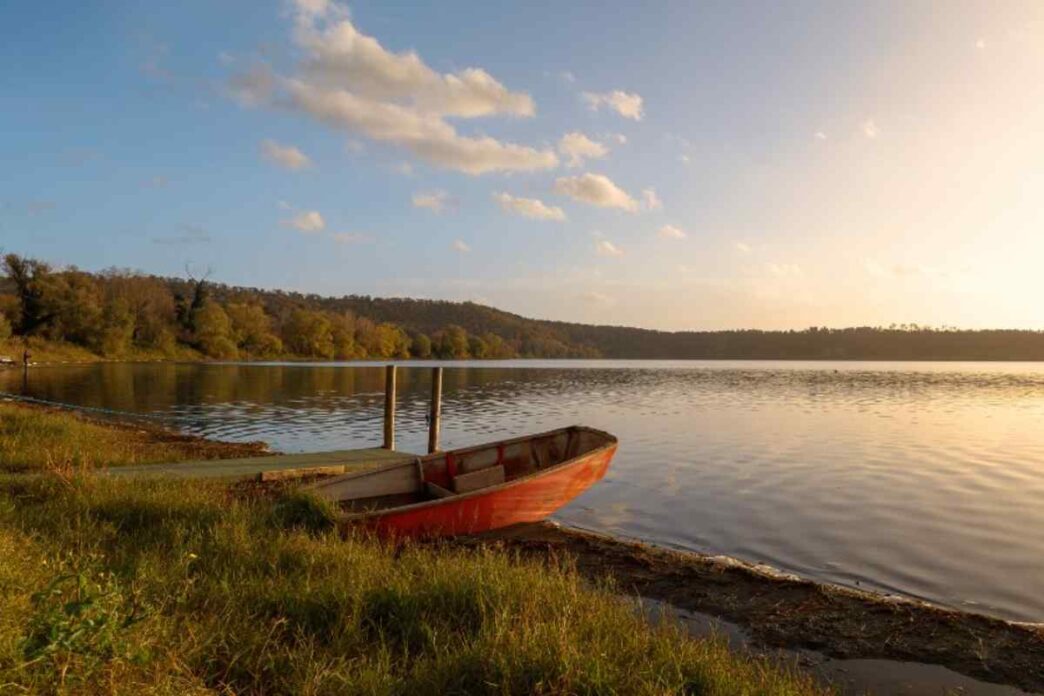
[
  {"left": 428, "top": 366, "right": 443, "bottom": 453},
  {"left": 382, "top": 364, "right": 396, "bottom": 450}
]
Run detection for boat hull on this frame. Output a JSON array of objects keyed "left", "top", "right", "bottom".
[{"left": 344, "top": 442, "right": 616, "bottom": 539}]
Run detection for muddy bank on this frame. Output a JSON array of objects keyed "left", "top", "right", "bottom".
[{"left": 463, "top": 522, "right": 1044, "bottom": 694}]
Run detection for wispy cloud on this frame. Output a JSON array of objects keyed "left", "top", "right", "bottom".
[
  {"left": 657, "top": 224, "right": 686, "bottom": 239},
  {"left": 734, "top": 241, "right": 751, "bottom": 253},
  {"left": 557, "top": 132, "right": 608, "bottom": 167},
  {"left": 330, "top": 231, "right": 373, "bottom": 244},
  {"left": 641, "top": 187, "right": 662, "bottom": 211},
  {"left": 862, "top": 119, "right": 879, "bottom": 138},
  {"left": 493, "top": 192, "right": 566, "bottom": 221},
  {"left": 261, "top": 139, "right": 313, "bottom": 170},
  {"left": 814, "top": 131, "right": 827, "bottom": 140},
  {"left": 453, "top": 239, "right": 471, "bottom": 253},
  {"left": 582, "top": 90, "right": 644, "bottom": 120},
  {"left": 554, "top": 173, "right": 638, "bottom": 212},
  {"left": 283, "top": 210, "right": 325, "bottom": 232},
  {"left": 412, "top": 190, "right": 449, "bottom": 213},
  {"left": 595, "top": 239, "right": 624, "bottom": 257}
]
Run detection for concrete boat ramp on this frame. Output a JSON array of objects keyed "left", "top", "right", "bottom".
[{"left": 104, "top": 448, "right": 416, "bottom": 481}]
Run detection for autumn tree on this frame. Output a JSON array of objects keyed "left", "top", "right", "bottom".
[
  {"left": 45, "top": 269, "right": 104, "bottom": 347},
  {"left": 409, "top": 332, "right": 432, "bottom": 359},
  {"left": 329, "top": 312, "right": 364, "bottom": 359},
  {"left": 97, "top": 296, "right": 135, "bottom": 357},
  {"left": 433, "top": 324, "right": 470, "bottom": 359},
  {"left": 227, "top": 301, "right": 282, "bottom": 357},
  {"left": 105, "top": 271, "right": 177, "bottom": 353},
  {"left": 193, "top": 301, "right": 238, "bottom": 359},
  {"left": 283, "top": 308, "right": 334, "bottom": 358},
  {"left": 467, "top": 334, "right": 488, "bottom": 359},
  {"left": 2, "top": 254, "right": 56, "bottom": 335}
]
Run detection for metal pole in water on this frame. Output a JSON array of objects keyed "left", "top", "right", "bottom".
[
  {"left": 383, "top": 364, "right": 396, "bottom": 450},
  {"left": 428, "top": 366, "right": 442, "bottom": 453}
]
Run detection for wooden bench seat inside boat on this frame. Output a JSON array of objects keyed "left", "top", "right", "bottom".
[{"left": 451, "top": 464, "right": 505, "bottom": 493}]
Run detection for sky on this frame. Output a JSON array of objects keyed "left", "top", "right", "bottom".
[{"left": 2, "top": 0, "right": 1043, "bottom": 331}]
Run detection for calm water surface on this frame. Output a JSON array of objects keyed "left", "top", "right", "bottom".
[{"left": 5, "top": 360, "right": 1044, "bottom": 623}]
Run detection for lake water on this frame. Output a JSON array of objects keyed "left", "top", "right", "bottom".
[{"left": 4, "top": 360, "right": 1044, "bottom": 624}]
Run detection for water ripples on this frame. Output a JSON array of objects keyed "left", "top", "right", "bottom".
[{"left": 6, "top": 360, "right": 1044, "bottom": 622}]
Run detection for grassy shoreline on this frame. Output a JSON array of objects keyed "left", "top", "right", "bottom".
[{"left": 0, "top": 403, "right": 826, "bottom": 695}]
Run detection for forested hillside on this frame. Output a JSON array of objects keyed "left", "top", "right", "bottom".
[{"left": 4, "top": 254, "right": 1044, "bottom": 362}]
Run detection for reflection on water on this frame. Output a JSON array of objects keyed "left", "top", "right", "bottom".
[{"left": 5, "top": 359, "right": 1044, "bottom": 623}]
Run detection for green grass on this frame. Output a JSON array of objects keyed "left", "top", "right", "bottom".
[
  {"left": 0, "top": 407, "right": 830, "bottom": 695},
  {"left": 0, "top": 336, "right": 203, "bottom": 366},
  {"left": 0, "top": 404, "right": 265, "bottom": 473}
]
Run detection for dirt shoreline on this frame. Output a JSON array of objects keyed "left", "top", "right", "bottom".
[{"left": 462, "top": 522, "right": 1044, "bottom": 694}]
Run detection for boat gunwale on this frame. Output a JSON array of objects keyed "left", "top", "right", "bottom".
[{"left": 333, "top": 425, "right": 617, "bottom": 523}]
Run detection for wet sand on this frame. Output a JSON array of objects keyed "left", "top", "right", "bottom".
[{"left": 461, "top": 522, "right": 1044, "bottom": 694}]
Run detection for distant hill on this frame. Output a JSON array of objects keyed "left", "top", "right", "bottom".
[{"left": 4, "top": 253, "right": 1044, "bottom": 361}]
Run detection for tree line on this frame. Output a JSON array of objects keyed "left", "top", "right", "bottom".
[
  {"left": 0, "top": 255, "right": 540, "bottom": 360},
  {"left": 4, "top": 253, "right": 1044, "bottom": 361}
]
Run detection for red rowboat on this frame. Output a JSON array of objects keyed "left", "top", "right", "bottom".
[{"left": 305, "top": 426, "right": 617, "bottom": 539}]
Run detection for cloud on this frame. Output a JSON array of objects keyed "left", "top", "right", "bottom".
[
  {"left": 330, "top": 231, "right": 372, "bottom": 243},
  {"left": 557, "top": 132, "right": 608, "bottom": 167},
  {"left": 293, "top": 0, "right": 533, "bottom": 118},
  {"left": 862, "top": 119, "right": 879, "bottom": 138},
  {"left": 595, "top": 239, "right": 624, "bottom": 257},
  {"left": 641, "top": 187, "right": 662, "bottom": 211},
  {"left": 657, "top": 224, "right": 686, "bottom": 239},
  {"left": 814, "top": 131, "right": 827, "bottom": 140},
  {"left": 452, "top": 239, "right": 471, "bottom": 253},
  {"left": 493, "top": 192, "right": 566, "bottom": 221},
  {"left": 734, "top": 241, "right": 751, "bottom": 253},
  {"left": 228, "top": 1, "right": 557, "bottom": 175},
  {"left": 283, "top": 210, "right": 325, "bottom": 232},
  {"left": 412, "top": 190, "right": 449, "bottom": 213},
  {"left": 975, "top": 38, "right": 986, "bottom": 49},
  {"left": 554, "top": 173, "right": 638, "bottom": 211},
  {"left": 678, "top": 154, "right": 691, "bottom": 164},
  {"left": 283, "top": 78, "right": 557, "bottom": 174},
  {"left": 582, "top": 90, "right": 644, "bottom": 120},
  {"left": 261, "top": 139, "right": 313, "bottom": 170}
]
